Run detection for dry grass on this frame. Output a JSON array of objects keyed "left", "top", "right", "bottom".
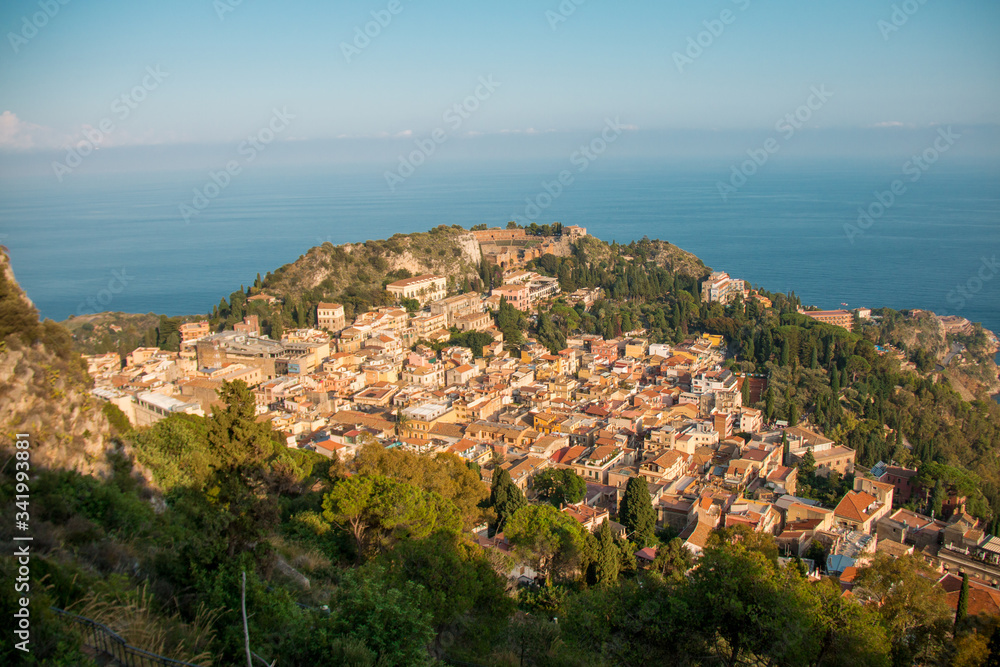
[
  {"left": 68, "top": 584, "right": 221, "bottom": 666},
  {"left": 271, "top": 532, "right": 332, "bottom": 573}
]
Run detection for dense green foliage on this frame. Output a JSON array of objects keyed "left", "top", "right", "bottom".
[
  {"left": 353, "top": 443, "right": 489, "bottom": 530},
  {"left": 533, "top": 467, "right": 587, "bottom": 507},
  {"left": 495, "top": 296, "right": 528, "bottom": 349},
  {"left": 590, "top": 518, "right": 620, "bottom": 586},
  {"left": 505, "top": 504, "right": 588, "bottom": 584},
  {"left": 619, "top": 477, "right": 657, "bottom": 547},
  {"left": 447, "top": 329, "right": 495, "bottom": 357},
  {"left": 533, "top": 528, "right": 894, "bottom": 666},
  {"left": 322, "top": 474, "right": 462, "bottom": 559},
  {"left": 489, "top": 467, "right": 526, "bottom": 535}
]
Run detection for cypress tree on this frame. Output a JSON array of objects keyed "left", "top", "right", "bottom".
[
  {"left": 594, "top": 519, "right": 620, "bottom": 586},
  {"left": 956, "top": 572, "right": 970, "bottom": 628},
  {"left": 489, "top": 467, "right": 525, "bottom": 535},
  {"left": 932, "top": 479, "right": 947, "bottom": 516},
  {"left": 207, "top": 380, "right": 280, "bottom": 557},
  {"left": 619, "top": 477, "right": 656, "bottom": 548},
  {"left": 741, "top": 376, "right": 751, "bottom": 406}
]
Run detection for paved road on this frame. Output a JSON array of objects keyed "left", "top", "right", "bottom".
[{"left": 935, "top": 342, "right": 965, "bottom": 372}]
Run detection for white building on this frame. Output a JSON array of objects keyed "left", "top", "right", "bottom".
[
  {"left": 701, "top": 271, "right": 746, "bottom": 305},
  {"left": 386, "top": 274, "right": 447, "bottom": 305}
]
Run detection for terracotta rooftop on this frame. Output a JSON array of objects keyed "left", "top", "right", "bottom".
[
  {"left": 680, "top": 520, "right": 715, "bottom": 549},
  {"left": 940, "top": 573, "right": 1000, "bottom": 617},
  {"left": 834, "top": 490, "right": 879, "bottom": 523}
]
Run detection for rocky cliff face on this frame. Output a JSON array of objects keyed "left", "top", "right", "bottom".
[
  {"left": 896, "top": 312, "right": 949, "bottom": 358},
  {"left": 0, "top": 249, "right": 115, "bottom": 477}
]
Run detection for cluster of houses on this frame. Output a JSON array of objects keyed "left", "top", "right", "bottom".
[{"left": 83, "top": 259, "right": 1000, "bottom": 610}]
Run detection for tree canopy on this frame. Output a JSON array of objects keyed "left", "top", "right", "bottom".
[
  {"left": 505, "top": 504, "right": 588, "bottom": 583},
  {"left": 489, "top": 467, "right": 526, "bottom": 534},
  {"left": 322, "top": 475, "right": 461, "bottom": 559},
  {"left": 619, "top": 477, "right": 656, "bottom": 547},
  {"left": 533, "top": 467, "right": 587, "bottom": 507}
]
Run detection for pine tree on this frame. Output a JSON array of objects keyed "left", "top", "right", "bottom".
[
  {"left": 489, "top": 467, "right": 525, "bottom": 535},
  {"left": 594, "top": 519, "right": 620, "bottom": 586},
  {"left": 956, "top": 572, "right": 969, "bottom": 628},
  {"left": 619, "top": 477, "right": 656, "bottom": 548}
]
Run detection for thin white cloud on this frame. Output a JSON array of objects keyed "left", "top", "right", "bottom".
[
  {"left": 0, "top": 111, "right": 54, "bottom": 150},
  {"left": 0, "top": 110, "right": 180, "bottom": 151}
]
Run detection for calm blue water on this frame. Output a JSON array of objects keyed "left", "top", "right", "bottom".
[{"left": 0, "top": 159, "right": 998, "bottom": 346}]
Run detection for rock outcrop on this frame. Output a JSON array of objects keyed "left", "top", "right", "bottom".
[{"left": 0, "top": 249, "right": 115, "bottom": 477}]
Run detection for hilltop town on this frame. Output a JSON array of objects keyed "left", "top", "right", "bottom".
[{"left": 80, "top": 225, "right": 1000, "bottom": 592}]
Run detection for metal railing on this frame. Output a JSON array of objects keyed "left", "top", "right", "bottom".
[{"left": 51, "top": 607, "right": 205, "bottom": 667}]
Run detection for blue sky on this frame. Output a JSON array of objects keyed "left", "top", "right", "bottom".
[{"left": 0, "top": 0, "right": 998, "bottom": 160}]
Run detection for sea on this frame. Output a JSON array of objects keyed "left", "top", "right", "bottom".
[{"left": 1, "top": 158, "right": 998, "bottom": 373}]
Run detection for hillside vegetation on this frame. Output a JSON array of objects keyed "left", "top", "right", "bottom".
[
  {"left": 69, "top": 226, "right": 712, "bottom": 346},
  {"left": 261, "top": 225, "right": 482, "bottom": 312},
  {"left": 62, "top": 312, "right": 164, "bottom": 356},
  {"left": 575, "top": 234, "right": 709, "bottom": 280}
]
